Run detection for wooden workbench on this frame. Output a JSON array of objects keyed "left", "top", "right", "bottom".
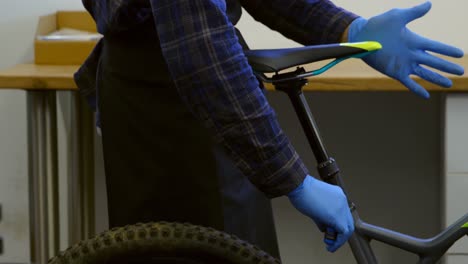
[{"left": 0, "top": 57, "right": 466, "bottom": 91}]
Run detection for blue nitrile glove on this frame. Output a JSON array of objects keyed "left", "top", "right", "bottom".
[
  {"left": 288, "top": 175, "right": 354, "bottom": 252},
  {"left": 348, "top": 1, "right": 465, "bottom": 99}
]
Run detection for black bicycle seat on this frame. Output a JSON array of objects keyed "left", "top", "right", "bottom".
[{"left": 244, "top": 42, "right": 381, "bottom": 73}]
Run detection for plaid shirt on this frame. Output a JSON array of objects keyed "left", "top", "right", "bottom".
[{"left": 76, "top": 0, "right": 358, "bottom": 198}]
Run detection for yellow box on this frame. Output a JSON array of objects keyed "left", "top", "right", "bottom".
[{"left": 35, "top": 11, "right": 98, "bottom": 65}]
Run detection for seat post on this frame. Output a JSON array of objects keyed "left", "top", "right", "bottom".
[
  {"left": 273, "top": 72, "right": 329, "bottom": 164},
  {"left": 273, "top": 71, "right": 347, "bottom": 190}
]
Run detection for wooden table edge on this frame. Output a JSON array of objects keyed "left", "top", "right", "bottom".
[{"left": 0, "top": 63, "right": 467, "bottom": 92}]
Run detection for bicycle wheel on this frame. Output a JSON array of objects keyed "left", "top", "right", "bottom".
[{"left": 49, "top": 222, "right": 280, "bottom": 264}]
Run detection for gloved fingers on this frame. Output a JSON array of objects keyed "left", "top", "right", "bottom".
[
  {"left": 330, "top": 212, "right": 349, "bottom": 237},
  {"left": 324, "top": 213, "right": 353, "bottom": 252},
  {"left": 325, "top": 209, "right": 354, "bottom": 252},
  {"left": 413, "top": 66, "right": 452, "bottom": 88},
  {"left": 401, "top": 76, "right": 430, "bottom": 99},
  {"left": 416, "top": 52, "right": 465, "bottom": 75},
  {"left": 415, "top": 36, "right": 465, "bottom": 58},
  {"left": 326, "top": 232, "right": 349, "bottom": 252},
  {"left": 401, "top": 1, "right": 432, "bottom": 24},
  {"left": 323, "top": 227, "right": 337, "bottom": 247}
]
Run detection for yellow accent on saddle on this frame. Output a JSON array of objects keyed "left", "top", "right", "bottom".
[
  {"left": 341, "top": 41, "right": 382, "bottom": 52},
  {"left": 462, "top": 222, "right": 468, "bottom": 228}
]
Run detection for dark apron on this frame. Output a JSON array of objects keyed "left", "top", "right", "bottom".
[{"left": 97, "top": 11, "right": 280, "bottom": 259}]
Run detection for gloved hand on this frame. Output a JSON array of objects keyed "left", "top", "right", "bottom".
[
  {"left": 347, "top": 1, "right": 465, "bottom": 99},
  {"left": 288, "top": 175, "right": 354, "bottom": 252}
]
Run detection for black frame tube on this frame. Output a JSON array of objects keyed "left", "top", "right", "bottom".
[
  {"left": 271, "top": 70, "right": 468, "bottom": 264},
  {"left": 286, "top": 85, "right": 329, "bottom": 162}
]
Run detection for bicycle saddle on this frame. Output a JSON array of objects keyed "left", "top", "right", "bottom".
[{"left": 244, "top": 41, "right": 381, "bottom": 73}]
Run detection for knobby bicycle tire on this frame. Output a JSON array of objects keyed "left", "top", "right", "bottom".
[{"left": 49, "top": 222, "right": 280, "bottom": 264}]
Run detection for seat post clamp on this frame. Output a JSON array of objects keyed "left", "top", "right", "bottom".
[{"left": 317, "top": 158, "right": 340, "bottom": 182}]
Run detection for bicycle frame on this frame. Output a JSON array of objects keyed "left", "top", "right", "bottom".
[{"left": 264, "top": 67, "right": 468, "bottom": 264}]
